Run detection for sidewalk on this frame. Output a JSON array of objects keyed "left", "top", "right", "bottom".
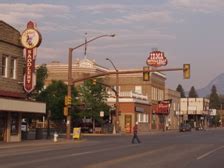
[{"left": 0, "top": 138, "right": 84, "bottom": 149}]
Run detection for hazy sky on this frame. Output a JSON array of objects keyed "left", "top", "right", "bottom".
[{"left": 1, "top": 0, "right": 224, "bottom": 91}]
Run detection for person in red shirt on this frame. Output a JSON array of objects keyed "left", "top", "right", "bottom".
[{"left": 131, "top": 122, "right": 141, "bottom": 144}]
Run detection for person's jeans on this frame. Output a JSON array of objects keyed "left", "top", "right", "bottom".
[{"left": 131, "top": 133, "right": 141, "bottom": 144}]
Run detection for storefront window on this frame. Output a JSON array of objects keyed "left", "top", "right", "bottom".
[
  {"left": 11, "top": 112, "right": 19, "bottom": 135},
  {"left": 0, "top": 113, "right": 6, "bottom": 141}
]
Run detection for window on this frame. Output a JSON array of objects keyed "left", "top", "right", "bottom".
[
  {"left": 158, "top": 89, "right": 164, "bottom": 101},
  {"left": 152, "top": 87, "right": 156, "bottom": 100},
  {"left": 137, "top": 113, "right": 149, "bottom": 123},
  {"left": 10, "top": 57, "right": 17, "bottom": 79},
  {"left": 2, "top": 55, "right": 8, "bottom": 77},
  {"left": 135, "top": 86, "right": 142, "bottom": 94}
]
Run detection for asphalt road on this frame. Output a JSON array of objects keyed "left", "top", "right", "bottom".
[{"left": 1, "top": 128, "right": 224, "bottom": 168}]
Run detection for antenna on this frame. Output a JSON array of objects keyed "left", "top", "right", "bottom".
[{"left": 84, "top": 32, "right": 87, "bottom": 58}]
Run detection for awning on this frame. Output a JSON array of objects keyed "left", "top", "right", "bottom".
[{"left": 0, "top": 98, "right": 46, "bottom": 114}]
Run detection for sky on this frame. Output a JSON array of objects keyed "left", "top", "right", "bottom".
[{"left": 1, "top": 0, "right": 224, "bottom": 91}]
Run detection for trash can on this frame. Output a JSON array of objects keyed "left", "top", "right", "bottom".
[{"left": 35, "top": 128, "right": 43, "bottom": 139}]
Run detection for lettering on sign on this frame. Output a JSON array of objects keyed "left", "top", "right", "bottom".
[
  {"left": 24, "top": 49, "right": 35, "bottom": 93},
  {"left": 146, "top": 51, "right": 168, "bottom": 67}
]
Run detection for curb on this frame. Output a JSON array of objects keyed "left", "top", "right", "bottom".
[{"left": 0, "top": 138, "right": 85, "bottom": 149}]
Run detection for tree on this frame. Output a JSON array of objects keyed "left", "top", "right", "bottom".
[
  {"left": 209, "top": 85, "right": 220, "bottom": 109},
  {"left": 36, "top": 80, "right": 78, "bottom": 121},
  {"left": 176, "top": 84, "right": 186, "bottom": 98},
  {"left": 188, "top": 86, "right": 198, "bottom": 98},
  {"left": 78, "top": 79, "right": 110, "bottom": 131},
  {"left": 35, "top": 64, "right": 48, "bottom": 92},
  {"left": 29, "top": 64, "right": 48, "bottom": 99}
]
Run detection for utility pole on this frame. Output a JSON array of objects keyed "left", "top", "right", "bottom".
[
  {"left": 66, "top": 34, "right": 115, "bottom": 139},
  {"left": 106, "top": 58, "right": 119, "bottom": 134}
]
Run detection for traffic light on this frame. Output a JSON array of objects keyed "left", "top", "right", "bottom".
[
  {"left": 183, "top": 64, "right": 190, "bottom": 79},
  {"left": 67, "top": 96, "right": 72, "bottom": 106},
  {"left": 143, "top": 66, "right": 150, "bottom": 81},
  {"left": 64, "top": 96, "right": 72, "bottom": 106}
]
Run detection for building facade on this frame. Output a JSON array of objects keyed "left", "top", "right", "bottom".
[
  {"left": 180, "top": 98, "right": 209, "bottom": 128},
  {"left": 0, "top": 21, "right": 46, "bottom": 142},
  {"left": 104, "top": 70, "right": 167, "bottom": 132},
  {"left": 107, "top": 91, "right": 150, "bottom": 133},
  {"left": 165, "top": 88, "right": 181, "bottom": 130}
]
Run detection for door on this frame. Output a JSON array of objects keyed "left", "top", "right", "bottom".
[
  {"left": 0, "top": 113, "right": 6, "bottom": 141},
  {"left": 125, "top": 115, "right": 132, "bottom": 133}
]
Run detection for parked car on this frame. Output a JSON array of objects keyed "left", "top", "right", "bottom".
[{"left": 179, "top": 123, "right": 191, "bottom": 132}]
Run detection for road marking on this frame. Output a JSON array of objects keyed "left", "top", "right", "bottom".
[{"left": 197, "top": 145, "right": 224, "bottom": 160}]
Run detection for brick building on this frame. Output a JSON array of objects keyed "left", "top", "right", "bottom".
[
  {"left": 0, "top": 21, "right": 45, "bottom": 142},
  {"left": 165, "top": 88, "right": 181, "bottom": 130}
]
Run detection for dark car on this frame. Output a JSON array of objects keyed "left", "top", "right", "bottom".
[{"left": 179, "top": 123, "right": 191, "bottom": 132}]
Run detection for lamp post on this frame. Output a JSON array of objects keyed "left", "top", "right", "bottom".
[
  {"left": 47, "top": 110, "right": 51, "bottom": 139},
  {"left": 106, "top": 58, "right": 119, "bottom": 134},
  {"left": 66, "top": 34, "right": 115, "bottom": 139}
]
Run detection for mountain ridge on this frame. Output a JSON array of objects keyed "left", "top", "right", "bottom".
[{"left": 196, "top": 73, "right": 224, "bottom": 97}]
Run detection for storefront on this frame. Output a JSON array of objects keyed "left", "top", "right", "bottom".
[
  {"left": 0, "top": 98, "right": 45, "bottom": 142},
  {"left": 119, "top": 102, "right": 151, "bottom": 133},
  {"left": 152, "top": 100, "right": 171, "bottom": 131}
]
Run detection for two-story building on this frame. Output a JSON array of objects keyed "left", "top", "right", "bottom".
[
  {"left": 165, "top": 88, "right": 181, "bottom": 130},
  {"left": 0, "top": 21, "right": 46, "bottom": 142}
]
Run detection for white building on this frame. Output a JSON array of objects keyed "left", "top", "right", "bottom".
[{"left": 180, "top": 98, "right": 209, "bottom": 127}]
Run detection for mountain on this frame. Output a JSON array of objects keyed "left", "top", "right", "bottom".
[{"left": 196, "top": 73, "right": 224, "bottom": 97}]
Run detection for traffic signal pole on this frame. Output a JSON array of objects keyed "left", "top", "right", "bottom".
[{"left": 72, "top": 67, "right": 187, "bottom": 84}]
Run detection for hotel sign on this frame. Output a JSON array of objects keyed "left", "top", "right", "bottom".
[
  {"left": 146, "top": 50, "right": 168, "bottom": 67},
  {"left": 21, "top": 21, "right": 42, "bottom": 93}
]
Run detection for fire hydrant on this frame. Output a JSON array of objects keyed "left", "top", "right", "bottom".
[{"left": 53, "top": 132, "right": 58, "bottom": 142}]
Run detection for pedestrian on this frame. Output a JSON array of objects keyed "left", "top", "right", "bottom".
[{"left": 131, "top": 122, "right": 141, "bottom": 144}]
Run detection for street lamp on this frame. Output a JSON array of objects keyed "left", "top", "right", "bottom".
[
  {"left": 66, "top": 34, "right": 115, "bottom": 139},
  {"left": 106, "top": 58, "right": 119, "bottom": 134}
]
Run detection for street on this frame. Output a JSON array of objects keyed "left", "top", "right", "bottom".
[{"left": 0, "top": 128, "right": 224, "bottom": 168}]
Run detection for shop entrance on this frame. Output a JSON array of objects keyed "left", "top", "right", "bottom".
[
  {"left": 125, "top": 115, "right": 132, "bottom": 133},
  {"left": 0, "top": 112, "right": 6, "bottom": 141}
]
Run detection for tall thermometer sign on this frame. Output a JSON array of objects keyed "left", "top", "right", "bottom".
[{"left": 21, "top": 21, "right": 42, "bottom": 93}]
